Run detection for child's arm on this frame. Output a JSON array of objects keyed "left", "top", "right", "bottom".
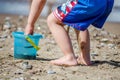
[{"left": 25, "top": 0, "right": 46, "bottom": 35}]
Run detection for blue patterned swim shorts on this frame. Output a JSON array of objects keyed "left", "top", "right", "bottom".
[{"left": 53, "top": 0, "right": 114, "bottom": 31}]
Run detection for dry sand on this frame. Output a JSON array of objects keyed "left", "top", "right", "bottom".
[{"left": 0, "top": 15, "right": 120, "bottom": 80}]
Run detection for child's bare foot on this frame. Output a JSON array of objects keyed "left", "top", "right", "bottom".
[
  {"left": 50, "top": 56, "right": 78, "bottom": 66},
  {"left": 77, "top": 56, "right": 92, "bottom": 66}
]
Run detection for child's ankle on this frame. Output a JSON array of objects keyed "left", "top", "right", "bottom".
[{"left": 65, "top": 54, "right": 76, "bottom": 60}]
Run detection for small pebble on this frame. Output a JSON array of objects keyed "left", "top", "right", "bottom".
[
  {"left": 14, "top": 70, "right": 23, "bottom": 75},
  {"left": 100, "top": 43, "right": 105, "bottom": 47},
  {"left": 0, "top": 35, "right": 7, "bottom": 38},
  {"left": 108, "top": 44, "right": 115, "bottom": 49},
  {"left": 37, "top": 26, "right": 41, "bottom": 30},
  {"left": 47, "top": 70, "right": 56, "bottom": 74},
  {"left": 3, "top": 22, "right": 11, "bottom": 29},
  {"left": 11, "top": 47, "right": 14, "bottom": 51},
  {"left": 14, "top": 77, "right": 24, "bottom": 80},
  {"left": 17, "top": 27, "right": 23, "bottom": 32},
  {"left": 91, "top": 53, "right": 98, "bottom": 56},
  {"left": 101, "top": 38, "right": 109, "bottom": 42},
  {"left": 22, "top": 62, "right": 32, "bottom": 70}
]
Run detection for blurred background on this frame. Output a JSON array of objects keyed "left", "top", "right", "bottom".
[
  {"left": 0, "top": 0, "right": 120, "bottom": 21},
  {"left": 0, "top": 0, "right": 120, "bottom": 34}
]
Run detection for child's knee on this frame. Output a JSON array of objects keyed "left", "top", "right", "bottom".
[
  {"left": 80, "top": 41, "right": 87, "bottom": 50},
  {"left": 47, "top": 14, "right": 57, "bottom": 25},
  {"left": 47, "top": 13, "right": 61, "bottom": 26}
]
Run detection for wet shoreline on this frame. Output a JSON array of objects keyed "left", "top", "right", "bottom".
[{"left": 104, "top": 22, "right": 120, "bottom": 35}]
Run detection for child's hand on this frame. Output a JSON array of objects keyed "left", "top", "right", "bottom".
[{"left": 25, "top": 24, "right": 34, "bottom": 35}]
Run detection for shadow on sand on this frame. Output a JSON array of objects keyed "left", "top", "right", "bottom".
[
  {"left": 92, "top": 60, "right": 120, "bottom": 67},
  {"left": 36, "top": 57, "right": 120, "bottom": 68},
  {"left": 36, "top": 57, "right": 55, "bottom": 61}
]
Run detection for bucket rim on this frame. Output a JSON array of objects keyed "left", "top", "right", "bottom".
[{"left": 12, "top": 31, "right": 43, "bottom": 38}]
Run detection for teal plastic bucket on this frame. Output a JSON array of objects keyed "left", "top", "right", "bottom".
[{"left": 12, "top": 32, "right": 43, "bottom": 59}]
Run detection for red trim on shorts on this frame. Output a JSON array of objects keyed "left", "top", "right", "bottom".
[
  {"left": 71, "top": 1, "right": 76, "bottom": 6},
  {"left": 60, "top": 12, "right": 66, "bottom": 18},
  {"left": 62, "top": 0, "right": 78, "bottom": 21},
  {"left": 53, "top": 9, "right": 62, "bottom": 22},
  {"left": 53, "top": 0, "right": 78, "bottom": 22},
  {"left": 66, "top": 6, "right": 71, "bottom": 12}
]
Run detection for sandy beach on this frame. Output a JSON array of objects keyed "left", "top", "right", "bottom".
[
  {"left": 0, "top": 15, "right": 120, "bottom": 80},
  {"left": 104, "top": 22, "right": 120, "bottom": 35}
]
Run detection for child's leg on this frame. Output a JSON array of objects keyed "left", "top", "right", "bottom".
[
  {"left": 47, "top": 13, "right": 77, "bottom": 66},
  {"left": 75, "top": 29, "right": 92, "bottom": 65}
]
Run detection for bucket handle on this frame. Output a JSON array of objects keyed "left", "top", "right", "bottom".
[{"left": 25, "top": 36, "right": 40, "bottom": 50}]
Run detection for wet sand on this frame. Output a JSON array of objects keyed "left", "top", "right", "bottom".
[
  {"left": 104, "top": 22, "right": 120, "bottom": 35},
  {"left": 0, "top": 15, "right": 120, "bottom": 80}
]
